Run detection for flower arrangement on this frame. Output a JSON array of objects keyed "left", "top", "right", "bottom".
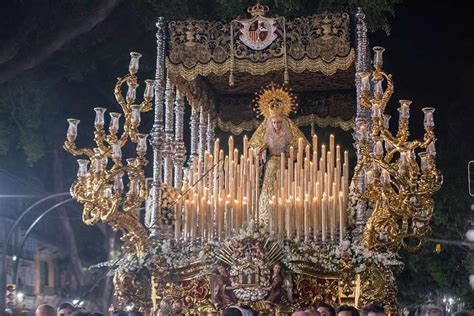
[
  {"left": 88, "top": 223, "right": 402, "bottom": 279},
  {"left": 159, "top": 185, "right": 179, "bottom": 226}
]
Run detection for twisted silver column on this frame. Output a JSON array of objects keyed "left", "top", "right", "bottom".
[
  {"left": 174, "top": 90, "right": 186, "bottom": 188},
  {"left": 206, "top": 114, "right": 215, "bottom": 154},
  {"left": 190, "top": 106, "right": 199, "bottom": 163},
  {"left": 147, "top": 17, "right": 166, "bottom": 238},
  {"left": 198, "top": 107, "right": 207, "bottom": 160},
  {"left": 352, "top": 8, "right": 372, "bottom": 238},
  {"left": 163, "top": 76, "right": 176, "bottom": 186}
]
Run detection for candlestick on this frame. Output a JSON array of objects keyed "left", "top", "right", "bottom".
[
  {"left": 321, "top": 192, "right": 327, "bottom": 243},
  {"left": 304, "top": 195, "right": 309, "bottom": 242},
  {"left": 339, "top": 192, "right": 344, "bottom": 244}
]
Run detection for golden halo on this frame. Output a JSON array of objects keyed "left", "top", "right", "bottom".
[{"left": 253, "top": 82, "right": 297, "bottom": 119}]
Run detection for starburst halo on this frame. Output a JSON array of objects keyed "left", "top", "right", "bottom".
[{"left": 253, "top": 82, "right": 297, "bottom": 119}]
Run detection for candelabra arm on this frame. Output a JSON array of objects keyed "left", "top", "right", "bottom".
[
  {"left": 63, "top": 141, "right": 95, "bottom": 158},
  {"left": 114, "top": 76, "right": 129, "bottom": 109}
]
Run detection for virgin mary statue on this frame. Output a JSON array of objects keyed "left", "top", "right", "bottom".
[{"left": 249, "top": 83, "right": 309, "bottom": 228}]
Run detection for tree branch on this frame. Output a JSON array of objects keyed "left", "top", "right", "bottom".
[{"left": 0, "top": 0, "right": 122, "bottom": 85}]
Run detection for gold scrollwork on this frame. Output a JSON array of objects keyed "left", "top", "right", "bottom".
[{"left": 64, "top": 61, "right": 153, "bottom": 256}]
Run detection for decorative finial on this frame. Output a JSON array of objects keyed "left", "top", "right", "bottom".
[{"left": 355, "top": 7, "right": 365, "bottom": 20}]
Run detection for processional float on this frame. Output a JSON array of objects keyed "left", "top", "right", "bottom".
[{"left": 63, "top": 4, "right": 442, "bottom": 315}]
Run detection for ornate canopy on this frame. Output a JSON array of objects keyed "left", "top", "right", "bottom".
[{"left": 166, "top": 9, "right": 356, "bottom": 134}]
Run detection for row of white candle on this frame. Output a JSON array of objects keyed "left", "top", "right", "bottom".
[
  {"left": 173, "top": 134, "right": 349, "bottom": 244},
  {"left": 267, "top": 135, "right": 349, "bottom": 243}
]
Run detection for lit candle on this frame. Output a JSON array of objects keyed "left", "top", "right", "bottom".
[
  {"left": 312, "top": 134, "right": 318, "bottom": 154},
  {"left": 243, "top": 135, "right": 248, "bottom": 162},
  {"left": 321, "top": 192, "right": 327, "bottom": 243},
  {"left": 184, "top": 200, "right": 189, "bottom": 240},
  {"left": 225, "top": 200, "right": 231, "bottom": 237},
  {"left": 321, "top": 144, "right": 326, "bottom": 174},
  {"left": 295, "top": 197, "right": 301, "bottom": 240},
  {"left": 313, "top": 196, "right": 318, "bottom": 241},
  {"left": 228, "top": 136, "right": 234, "bottom": 163},
  {"left": 287, "top": 156, "right": 292, "bottom": 197},
  {"left": 286, "top": 198, "right": 291, "bottom": 239},
  {"left": 201, "top": 196, "right": 206, "bottom": 240},
  {"left": 175, "top": 201, "right": 181, "bottom": 240},
  {"left": 329, "top": 135, "right": 335, "bottom": 168},
  {"left": 191, "top": 200, "right": 196, "bottom": 242},
  {"left": 331, "top": 183, "right": 336, "bottom": 241},
  {"left": 304, "top": 195, "right": 309, "bottom": 242},
  {"left": 339, "top": 192, "right": 344, "bottom": 244}
]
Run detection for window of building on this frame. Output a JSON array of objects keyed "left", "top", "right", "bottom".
[{"left": 40, "top": 261, "right": 49, "bottom": 287}]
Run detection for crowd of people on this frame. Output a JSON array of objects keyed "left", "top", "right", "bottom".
[
  {"left": 220, "top": 302, "right": 474, "bottom": 316},
  {"left": 0, "top": 303, "right": 143, "bottom": 316},
  {"left": 35, "top": 303, "right": 142, "bottom": 316},
  {"left": 1, "top": 301, "right": 472, "bottom": 316},
  {"left": 221, "top": 302, "right": 383, "bottom": 316}
]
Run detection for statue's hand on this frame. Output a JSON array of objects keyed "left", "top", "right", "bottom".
[{"left": 261, "top": 149, "right": 267, "bottom": 163}]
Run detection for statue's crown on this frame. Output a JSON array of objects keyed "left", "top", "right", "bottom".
[
  {"left": 253, "top": 83, "right": 297, "bottom": 119},
  {"left": 247, "top": 3, "right": 269, "bottom": 17}
]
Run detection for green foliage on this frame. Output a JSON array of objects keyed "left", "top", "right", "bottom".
[{"left": 142, "top": 0, "right": 401, "bottom": 32}]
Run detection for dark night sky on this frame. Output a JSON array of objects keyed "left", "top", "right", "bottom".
[{"left": 371, "top": 0, "right": 473, "bottom": 141}]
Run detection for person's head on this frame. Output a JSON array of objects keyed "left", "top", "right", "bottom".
[
  {"left": 240, "top": 305, "right": 258, "bottom": 316},
  {"left": 423, "top": 308, "right": 443, "bottom": 316},
  {"left": 72, "top": 311, "right": 90, "bottom": 316},
  {"left": 57, "top": 303, "right": 75, "bottom": 316},
  {"left": 336, "top": 305, "right": 359, "bottom": 316},
  {"left": 37, "top": 305, "right": 56, "bottom": 316},
  {"left": 222, "top": 307, "right": 243, "bottom": 316},
  {"left": 271, "top": 116, "right": 283, "bottom": 133},
  {"left": 171, "top": 301, "right": 183, "bottom": 315},
  {"left": 110, "top": 311, "right": 128, "bottom": 316},
  {"left": 362, "top": 305, "right": 385, "bottom": 316},
  {"left": 292, "top": 312, "right": 309, "bottom": 316},
  {"left": 317, "top": 303, "right": 336, "bottom": 316},
  {"left": 305, "top": 309, "right": 321, "bottom": 316},
  {"left": 273, "top": 263, "right": 282, "bottom": 274},
  {"left": 216, "top": 264, "right": 227, "bottom": 274}
]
